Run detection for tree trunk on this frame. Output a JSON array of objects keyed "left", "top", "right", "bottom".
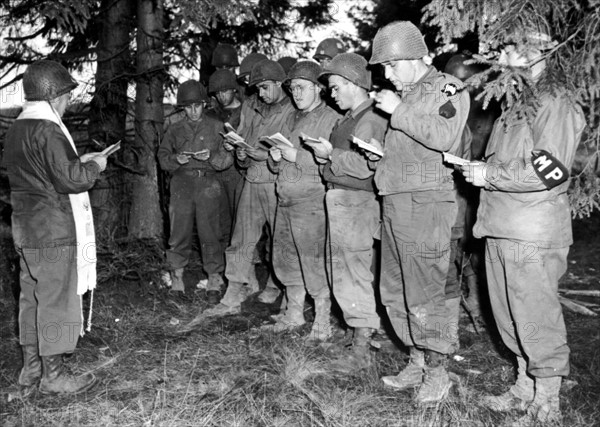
[
  {"left": 128, "top": 0, "right": 164, "bottom": 239},
  {"left": 88, "top": 0, "right": 134, "bottom": 239}
]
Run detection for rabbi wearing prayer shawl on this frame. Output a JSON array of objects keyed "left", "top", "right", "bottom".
[{"left": 2, "top": 60, "right": 106, "bottom": 394}]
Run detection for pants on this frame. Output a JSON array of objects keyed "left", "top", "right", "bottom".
[
  {"left": 225, "top": 181, "right": 277, "bottom": 283},
  {"left": 485, "top": 238, "right": 570, "bottom": 377},
  {"left": 167, "top": 173, "right": 225, "bottom": 274},
  {"left": 216, "top": 166, "right": 245, "bottom": 245},
  {"left": 326, "top": 189, "right": 380, "bottom": 329},
  {"left": 380, "top": 192, "right": 457, "bottom": 355},
  {"left": 273, "top": 194, "right": 328, "bottom": 299},
  {"left": 18, "top": 246, "right": 81, "bottom": 356}
]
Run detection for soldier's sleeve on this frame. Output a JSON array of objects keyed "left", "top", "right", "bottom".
[
  {"left": 208, "top": 121, "right": 234, "bottom": 171},
  {"left": 390, "top": 82, "right": 470, "bottom": 152},
  {"left": 43, "top": 123, "right": 101, "bottom": 194},
  {"left": 157, "top": 126, "right": 181, "bottom": 172},
  {"left": 331, "top": 111, "right": 387, "bottom": 179},
  {"left": 484, "top": 95, "right": 585, "bottom": 192}
]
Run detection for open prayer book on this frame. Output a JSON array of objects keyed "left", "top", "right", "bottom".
[
  {"left": 442, "top": 152, "right": 471, "bottom": 166},
  {"left": 259, "top": 132, "right": 294, "bottom": 148},
  {"left": 300, "top": 133, "right": 330, "bottom": 145},
  {"left": 351, "top": 135, "right": 384, "bottom": 157},
  {"left": 181, "top": 149, "right": 209, "bottom": 156},
  {"left": 221, "top": 122, "right": 253, "bottom": 150}
]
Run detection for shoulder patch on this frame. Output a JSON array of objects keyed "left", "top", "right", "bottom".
[
  {"left": 439, "top": 100, "right": 456, "bottom": 119},
  {"left": 531, "top": 150, "right": 569, "bottom": 189},
  {"left": 442, "top": 83, "right": 458, "bottom": 97}
]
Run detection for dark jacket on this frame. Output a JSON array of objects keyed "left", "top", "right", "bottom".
[{"left": 2, "top": 119, "right": 101, "bottom": 248}]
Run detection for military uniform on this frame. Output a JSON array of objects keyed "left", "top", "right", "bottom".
[
  {"left": 322, "top": 99, "right": 386, "bottom": 331},
  {"left": 473, "top": 91, "right": 585, "bottom": 378},
  {"left": 157, "top": 116, "right": 232, "bottom": 277},
  {"left": 374, "top": 66, "right": 470, "bottom": 355}
]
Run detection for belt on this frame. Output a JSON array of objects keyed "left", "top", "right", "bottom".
[
  {"left": 177, "top": 169, "right": 217, "bottom": 177},
  {"left": 327, "top": 182, "right": 363, "bottom": 191}
]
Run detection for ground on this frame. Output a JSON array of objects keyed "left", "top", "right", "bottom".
[{"left": 0, "top": 213, "right": 598, "bottom": 426}]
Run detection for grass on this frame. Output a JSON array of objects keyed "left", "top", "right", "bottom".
[{"left": 1, "top": 218, "right": 600, "bottom": 426}]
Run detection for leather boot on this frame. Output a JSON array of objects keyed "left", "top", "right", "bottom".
[
  {"left": 257, "top": 275, "right": 282, "bottom": 304},
  {"left": 206, "top": 273, "right": 224, "bottom": 305},
  {"left": 517, "top": 376, "right": 562, "bottom": 425},
  {"left": 170, "top": 268, "right": 185, "bottom": 292},
  {"left": 481, "top": 355, "right": 534, "bottom": 411},
  {"left": 415, "top": 350, "right": 452, "bottom": 403},
  {"left": 39, "top": 355, "right": 97, "bottom": 395},
  {"left": 18, "top": 345, "right": 42, "bottom": 387},
  {"left": 382, "top": 346, "right": 425, "bottom": 389},
  {"left": 305, "top": 297, "right": 333, "bottom": 343},
  {"left": 329, "top": 327, "right": 375, "bottom": 371},
  {"left": 262, "top": 286, "right": 306, "bottom": 332}
]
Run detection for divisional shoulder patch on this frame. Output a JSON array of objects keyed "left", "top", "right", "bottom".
[
  {"left": 439, "top": 100, "right": 456, "bottom": 118},
  {"left": 531, "top": 150, "right": 569, "bottom": 189},
  {"left": 442, "top": 83, "right": 458, "bottom": 96}
]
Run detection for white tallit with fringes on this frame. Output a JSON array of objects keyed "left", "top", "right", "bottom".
[{"left": 16, "top": 100, "right": 97, "bottom": 335}]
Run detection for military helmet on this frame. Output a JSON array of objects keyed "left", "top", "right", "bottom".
[
  {"left": 176, "top": 80, "right": 208, "bottom": 106},
  {"left": 319, "top": 53, "right": 371, "bottom": 90},
  {"left": 211, "top": 43, "right": 239, "bottom": 68},
  {"left": 239, "top": 53, "right": 268, "bottom": 79},
  {"left": 248, "top": 59, "right": 286, "bottom": 86},
  {"left": 313, "top": 38, "right": 346, "bottom": 61},
  {"left": 277, "top": 56, "right": 297, "bottom": 74},
  {"left": 209, "top": 69, "right": 238, "bottom": 93},
  {"left": 369, "top": 21, "right": 428, "bottom": 64},
  {"left": 23, "top": 60, "right": 78, "bottom": 101},
  {"left": 286, "top": 61, "right": 322, "bottom": 85}
]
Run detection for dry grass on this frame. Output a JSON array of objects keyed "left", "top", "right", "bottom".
[{"left": 1, "top": 227, "right": 600, "bottom": 426}]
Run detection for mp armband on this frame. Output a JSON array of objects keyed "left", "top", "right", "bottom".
[{"left": 531, "top": 150, "right": 569, "bottom": 189}]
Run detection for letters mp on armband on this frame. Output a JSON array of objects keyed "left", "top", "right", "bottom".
[{"left": 531, "top": 150, "right": 569, "bottom": 189}]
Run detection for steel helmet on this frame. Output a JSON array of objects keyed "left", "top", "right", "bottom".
[
  {"left": 277, "top": 56, "right": 297, "bottom": 74},
  {"left": 23, "top": 60, "right": 78, "bottom": 101},
  {"left": 208, "top": 69, "right": 238, "bottom": 93},
  {"left": 313, "top": 38, "right": 346, "bottom": 61},
  {"left": 176, "top": 80, "right": 208, "bottom": 106},
  {"left": 211, "top": 43, "right": 239, "bottom": 68},
  {"left": 319, "top": 53, "right": 371, "bottom": 90},
  {"left": 248, "top": 59, "right": 286, "bottom": 86},
  {"left": 369, "top": 21, "right": 428, "bottom": 64},
  {"left": 285, "top": 61, "right": 322, "bottom": 85},
  {"left": 239, "top": 53, "right": 268, "bottom": 79}
]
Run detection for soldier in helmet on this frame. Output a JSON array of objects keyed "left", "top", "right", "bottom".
[
  {"left": 157, "top": 80, "right": 233, "bottom": 299},
  {"left": 313, "top": 37, "right": 346, "bottom": 68},
  {"left": 366, "top": 21, "right": 470, "bottom": 403},
  {"left": 207, "top": 69, "right": 245, "bottom": 247},
  {"left": 211, "top": 42, "right": 239, "bottom": 72},
  {"left": 306, "top": 52, "right": 387, "bottom": 365},
  {"left": 2, "top": 60, "right": 107, "bottom": 394},
  {"left": 266, "top": 60, "right": 341, "bottom": 343},
  {"left": 185, "top": 60, "right": 295, "bottom": 322}
]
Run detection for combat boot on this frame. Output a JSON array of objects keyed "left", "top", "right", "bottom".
[
  {"left": 329, "top": 327, "right": 375, "bottom": 371},
  {"left": 39, "top": 355, "right": 97, "bottom": 395},
  {"left": 18, "top": 345, "right": 42, "bottom": 387},
  {"left": 414, "top": 350, "right": 452, "bottom": 403},
  {"left": 481, "top": 356, "right": 534, "bottom": 411},
  {"left": 257, "top": 275, "right": 282, "bottom": 304},
  {"left": 382, "top": 347, "right": 425, "bottom": 390},
  {"left": 206, "top": 273, "right": 224, "bottom": 305},
  {"left": 170, "top": 268, "right": 185, "bottom": 292},
  {"left": 305, "top": 297, "right": 333, "bottom": 343},
  {"left": 262, "top": 286, "right": 306, "bottom": 333},
  {"left": 516, "top": 376, "right": 562, "bottom": 425}
]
